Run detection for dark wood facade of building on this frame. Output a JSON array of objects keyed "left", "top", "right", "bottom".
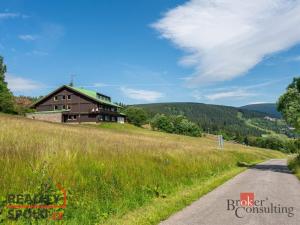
[{"left": 29, "top": 85, "right": 125, "bottom": 123}]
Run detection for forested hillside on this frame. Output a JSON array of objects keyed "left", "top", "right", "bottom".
[
  {"left": 135, "top": 102, "right": 292, "bottom": 140},
  {"left": 240, "top": 103, "right": 281, "bottom": 118}
]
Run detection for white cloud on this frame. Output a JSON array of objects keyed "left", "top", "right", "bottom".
[
  {"left": 153, "top": 0, "right": 300, "bottom": 85},
  {"left": 0, "top": 12, "right": 19, "bottom": 19},
  {"left": 205, "top": 89, "right": 257, "bottom": 101},
  {"left": 0, "top": 12, "right": 28, "bottom": 19},
  {"left": 19, "top": 34, "right": 38, "bottom": 41},
  {"left": 121, "top": 87, "right": 163, "bottom": 102},
  {"left": 25, "top": 50, "right": 49, "bottom": 56},
  {"left": 247, "top": 101, "right": 268, "bottom": 105},
  {"left": 6, "top": 74, "right": 42, "bottom": 92}
]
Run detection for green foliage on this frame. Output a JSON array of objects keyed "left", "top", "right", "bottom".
[
  {"left": 123, "top": 106, "right": 148, "bottom": 127},
  {"left": 0, "top": 56, "right": 14, "bottom": 113},
  {"left": 288, "top": 155, "right": 300, "bottom": 179},
  {"left": 247, "top": 136, "right": 299, "bottom": 153},
  {"left": 151, "top": 114, "right": 202, "bottom": 137},
  {"left": 277, "top": 77, "right": 300, "bottom": 132},
  {"left": 151, "top": 114, "right": 174, "bottom": 133}
]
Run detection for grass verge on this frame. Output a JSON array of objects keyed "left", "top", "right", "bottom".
[
  {"left": 104, "top": 167, "right": 246, "bottom": 225},
  {"left": 288, "top": 154, "right": 300, "bottom": 179}
]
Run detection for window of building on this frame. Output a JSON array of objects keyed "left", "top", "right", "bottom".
[
  {"left": 54, "top": 105, "right": 58, "bottom": 110},
  {"left": 62, "top": 95, "right": 66, "bottom": 100},
  {"left": 54, "top": 96, "right": 58, "bottom": 101},
  {"left": 67, "top": 95, "right": 72, "bottom": 100},
  {"left": 62, "top": 105, "right": 66, "bottom": 109},
  {"left": 105, "top": 115, "right": 110, "bottom": 121},
  {"left": 97, "top": 115, "right": 103, "bottom": 121},
  {"left": 67, "top": 115, "right": 77, "bottom": 120}
]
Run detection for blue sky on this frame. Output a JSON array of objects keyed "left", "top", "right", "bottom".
[{"left": 1, "top": 0, "right": 300, "bottom": 106}]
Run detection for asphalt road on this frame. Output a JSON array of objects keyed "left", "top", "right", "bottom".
[{"left": 159, "top": 159, "right": 300, "bottom": 225}]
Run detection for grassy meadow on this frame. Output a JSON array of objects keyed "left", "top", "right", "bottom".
[{"left": 0, "top": 114, "right": 285, "bottom": 224}]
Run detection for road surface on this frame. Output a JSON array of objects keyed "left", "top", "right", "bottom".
[{"left": 160, "top": 159, "right": 300, "bottom": 225}]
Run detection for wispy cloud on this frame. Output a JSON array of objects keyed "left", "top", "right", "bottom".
[
  {"left": 286, "top": 55, "right": 300, "bottom": 62},
  {"left": 25, "top": 50, "right": 49, "bottom": 56},
  {"left": 153, "top": 0, "right": 300, "bottom": 85},
  {"left": 6, "top": 74, "right": 43, "bottom": 92},
  {"left": 0, "top": 12, "right": 19, "bottom": 19},
  {"left": 191, "top": 77, "right": 291, "bottom": 101},
  {"left": 19, "top": 34, "right": 38, "bottom": 41},
  {"left": 121, "top": 87, "right": 163, "bottom": 102},
  {"left": 247, "top": 101, "right": 269, "bottom": 105},
  {"left": 191, "top": 89, "right": 257, "bottom": 101},
  {"left": 205, "top": 89, "right": 257, "bottom": 101},
  {"left": 0, "top": 12, "right": 28, "bottom": 19}
]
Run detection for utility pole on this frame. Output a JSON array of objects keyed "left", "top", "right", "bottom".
[{"left": 218, "top": 135, "right": 224, "bottom": 150}]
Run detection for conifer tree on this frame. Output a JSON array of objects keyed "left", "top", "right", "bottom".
[{"left": 0, "top": 56, "right": 14, "bottom": 113}]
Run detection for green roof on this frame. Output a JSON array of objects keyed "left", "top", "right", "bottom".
[
  {"left": 66, "top": 85, "right": 121, "bottom": 107},
  {"left": 31, "top": 85, "right": 122, "bottom": 108}
]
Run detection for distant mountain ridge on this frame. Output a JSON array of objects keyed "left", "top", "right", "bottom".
[{"left": 240, "top": 103, "right": 281, "bottom": 118}]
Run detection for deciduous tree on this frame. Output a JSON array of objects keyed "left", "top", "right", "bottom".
[{"left": 277, "top": 77, "right": 300, "bottom": 132}]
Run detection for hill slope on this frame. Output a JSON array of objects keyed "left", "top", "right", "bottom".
[
  {"left": 240, "top": 103, "right": 281, "bottom": 118},
  {"left": 0, "top": 114, "right": 284, "bottom": 225},
  {"left": 135, "top": 102, "right": 295, "bottom": 139},
  {"left": 136, "top": 102, "right": 273, "bottom": 138}
]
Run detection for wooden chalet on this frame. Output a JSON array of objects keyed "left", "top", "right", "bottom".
[{"left": 27, "top": 85, "right": 126, "bottom": 123}]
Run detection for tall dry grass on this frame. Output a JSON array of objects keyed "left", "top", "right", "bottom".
[{"left": 0, "top": 114, "right": 284, "bottom": 224}]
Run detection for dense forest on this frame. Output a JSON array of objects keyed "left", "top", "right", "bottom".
[
  {"left": 135, "top": 102, "right": 293, "bottom": 140},
  {"left": 240, "top": 103, "right": 281, "bottom": 118}
]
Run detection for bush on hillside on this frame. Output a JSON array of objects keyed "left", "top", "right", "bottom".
[
  {"left": 151, "top": 114, "right": 202, "bottom": 137},
  {"left": 151, "top": 114, "right": 174, "bottom": 133},
  {"left": 247, "top": 136, "right": 299, "bottom": 153},
  {"left": 123, "top": 106, "right": 148, "bottom": 127}
]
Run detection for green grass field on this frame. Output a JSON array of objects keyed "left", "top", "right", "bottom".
[{"left": 0, "top": 114, "right": 285, "bottom": 224}]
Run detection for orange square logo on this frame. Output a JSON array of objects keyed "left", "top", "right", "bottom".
[{"left": 240, "top": 192, "right": 254, "bottom": 207}]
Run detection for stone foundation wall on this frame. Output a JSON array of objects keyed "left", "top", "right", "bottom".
[{"left": 26, "top": 112, "right": 63, "bottom": 123}]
